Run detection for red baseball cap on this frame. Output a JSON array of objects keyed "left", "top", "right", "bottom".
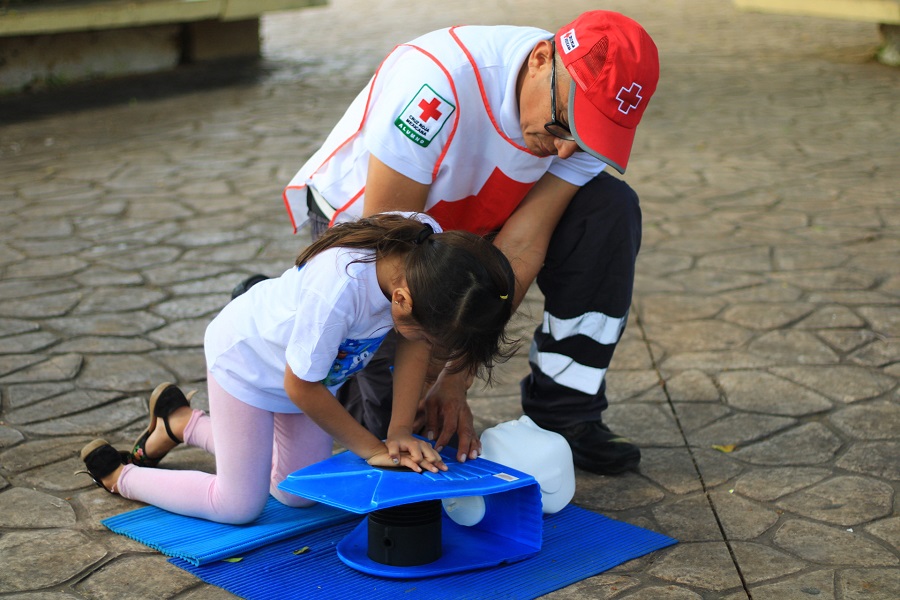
[{"left": 556, "top": 11, "right": 659, "bottom": 174}]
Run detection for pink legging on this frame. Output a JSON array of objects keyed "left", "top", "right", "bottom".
[{"left": 116, "top": 373, "right": 334, "bottom": 524}]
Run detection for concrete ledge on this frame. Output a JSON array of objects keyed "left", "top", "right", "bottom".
[
  {"left": 186, "top": 18, "right": 260, "bottom": 61},
  {"left": 0, "top": 24, "right": 182, "bottom": 93},
  {"left": 0, "top": 0, "right": 327, "bottom": 93},
  {"left": 734, "top": 0, "right": 900, "bottom": 66},
  {"left": 733, "top": 0, "right": 900, "bottom": 24},
  {"left": 0, "top": 0, "right": 327, "bottom": 37}
]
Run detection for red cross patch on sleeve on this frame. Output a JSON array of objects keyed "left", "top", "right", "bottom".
[{"left": 394, "top": 84, "right": 455, "bottom": 148}]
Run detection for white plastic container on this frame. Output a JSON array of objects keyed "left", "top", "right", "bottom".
[{"left": 442, "top": 416, "right": 575, "bottom": 525}]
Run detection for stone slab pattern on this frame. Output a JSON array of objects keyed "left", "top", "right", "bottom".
[{"left": 0, "top": 0, "right": 897, "bottom": 599}]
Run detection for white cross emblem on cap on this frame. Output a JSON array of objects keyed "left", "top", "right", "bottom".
[{"left": 616, "top": 82, "right": 643, "bottom": 114}]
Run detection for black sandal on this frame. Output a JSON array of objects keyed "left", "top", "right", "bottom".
[
  {"left": 130, "top": 382, "right": 195, "bottom": 468},
  {"left": 76, "top": 439, "right": 129, "bottom": 493},
  {"left": 231, "top": 273, "right": 269, "bottom": 299}
]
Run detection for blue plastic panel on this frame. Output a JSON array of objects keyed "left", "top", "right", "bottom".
[
  {"left": 278, "top": 446, "right": 544, "bottom": 577},
  {"left": 337, "top": 505, "right": 540, "bottom": 578},
  {"left": 278, "top": 447, "right": 540, "bottom": 514}
]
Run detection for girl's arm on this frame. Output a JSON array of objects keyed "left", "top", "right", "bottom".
[
  {"left": 284, "top": 366, "right": 383, "bottom": 459},
  {"left": 385, "top": 336, "right": 448, "bottom": 471},
  {"left": 284, "top": 365, "right": 444, "bottom": 473}
]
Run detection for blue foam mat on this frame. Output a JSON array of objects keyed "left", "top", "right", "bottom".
[
  {"left": 101, "top": 496, "right": 356, "bottom": 566},
  {"left": 172, "top": 504, "right": 677, "bottom": 599}
]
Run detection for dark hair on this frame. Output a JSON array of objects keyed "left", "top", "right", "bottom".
[{"left": 296, "top": 213, "right": 518, "bottom": 381}]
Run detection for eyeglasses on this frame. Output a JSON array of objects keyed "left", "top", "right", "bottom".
[{"left": 544, "top": 42, "right": 575, "bottom": 142}]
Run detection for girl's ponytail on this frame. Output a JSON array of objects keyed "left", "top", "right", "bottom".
[{"left": 295, "top": 213, "right": 436, "bottom": 267}]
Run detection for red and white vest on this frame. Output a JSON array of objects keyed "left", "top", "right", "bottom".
[{"left": 283, "top": 25, "right": 603, "bottom": 234}]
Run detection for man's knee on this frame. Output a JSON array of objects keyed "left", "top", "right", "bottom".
[
  {"left": 545, "top": 175, "right": 641, "bottom": 270},
  {"left": 573, "top": 172, "right": 641, "bottom": 228}
]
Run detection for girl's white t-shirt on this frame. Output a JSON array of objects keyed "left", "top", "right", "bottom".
[{"left": 204, "top": 248, "right": 392, "bottom": 413}]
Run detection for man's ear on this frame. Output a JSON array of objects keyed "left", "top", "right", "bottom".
[{"left": 530, "top": 39, "right": 554, "bottom": 69}]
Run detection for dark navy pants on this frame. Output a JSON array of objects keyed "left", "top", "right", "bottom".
[
  {"left": 521, "top": 172, "right": 641, "bottom": 429},
  {"left": 324, "top": 171, "right": 642, "bottom": 437}
]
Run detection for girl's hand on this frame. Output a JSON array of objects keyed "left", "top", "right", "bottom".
[{"left": 367, "top": 436, "right": 448, "bottom": 473}]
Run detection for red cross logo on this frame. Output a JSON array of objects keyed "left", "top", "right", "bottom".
[
  {"left": 616, "top": 83, "right": 643, "bottom": 114},
  {"left": 418, "top": 98, "right": 443, "bottom": 122}
]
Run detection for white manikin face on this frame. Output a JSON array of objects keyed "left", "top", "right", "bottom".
[
  {"left": 442, "top": 415, "right": 576, "bottom": 525},
  {"left": 479, "top": 415, "right": 576, "bottom": 514}
]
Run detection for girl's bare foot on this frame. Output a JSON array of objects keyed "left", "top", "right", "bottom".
[
  {"left": 101, "top": 464, "right": 124, "bottom": 493},
  {"left": 143, "top": 406, "right": 192, "bottom": 457}
]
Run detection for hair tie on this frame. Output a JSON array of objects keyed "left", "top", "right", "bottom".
[{"left": 414, "top": 223, "right": 434, "bottom": 245}]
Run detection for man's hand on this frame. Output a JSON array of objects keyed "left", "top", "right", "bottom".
[{"left": 417, "top": 367, "right": 481, "bottom": 463}]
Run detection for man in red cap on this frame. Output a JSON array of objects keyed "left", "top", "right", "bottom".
[{"left": 242, "top": 11, "right": 659, "bottom": 475}]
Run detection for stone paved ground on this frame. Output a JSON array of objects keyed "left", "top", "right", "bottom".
[{"left": 0, "top": 1, "right": 897, "bottom": 598}]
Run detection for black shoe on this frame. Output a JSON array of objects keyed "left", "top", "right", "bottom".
[
  {"left": 231, "top": 274, "right": 269, "bottom": 299},
  {"left": 130, "top": 382, "right": 195, "bottom": 468},
  {"left": 542, "top": 420, "right": 641, "bottom": 475},
  {"left": 76, "top": 439, "right": 129, "bottom": 493}
]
